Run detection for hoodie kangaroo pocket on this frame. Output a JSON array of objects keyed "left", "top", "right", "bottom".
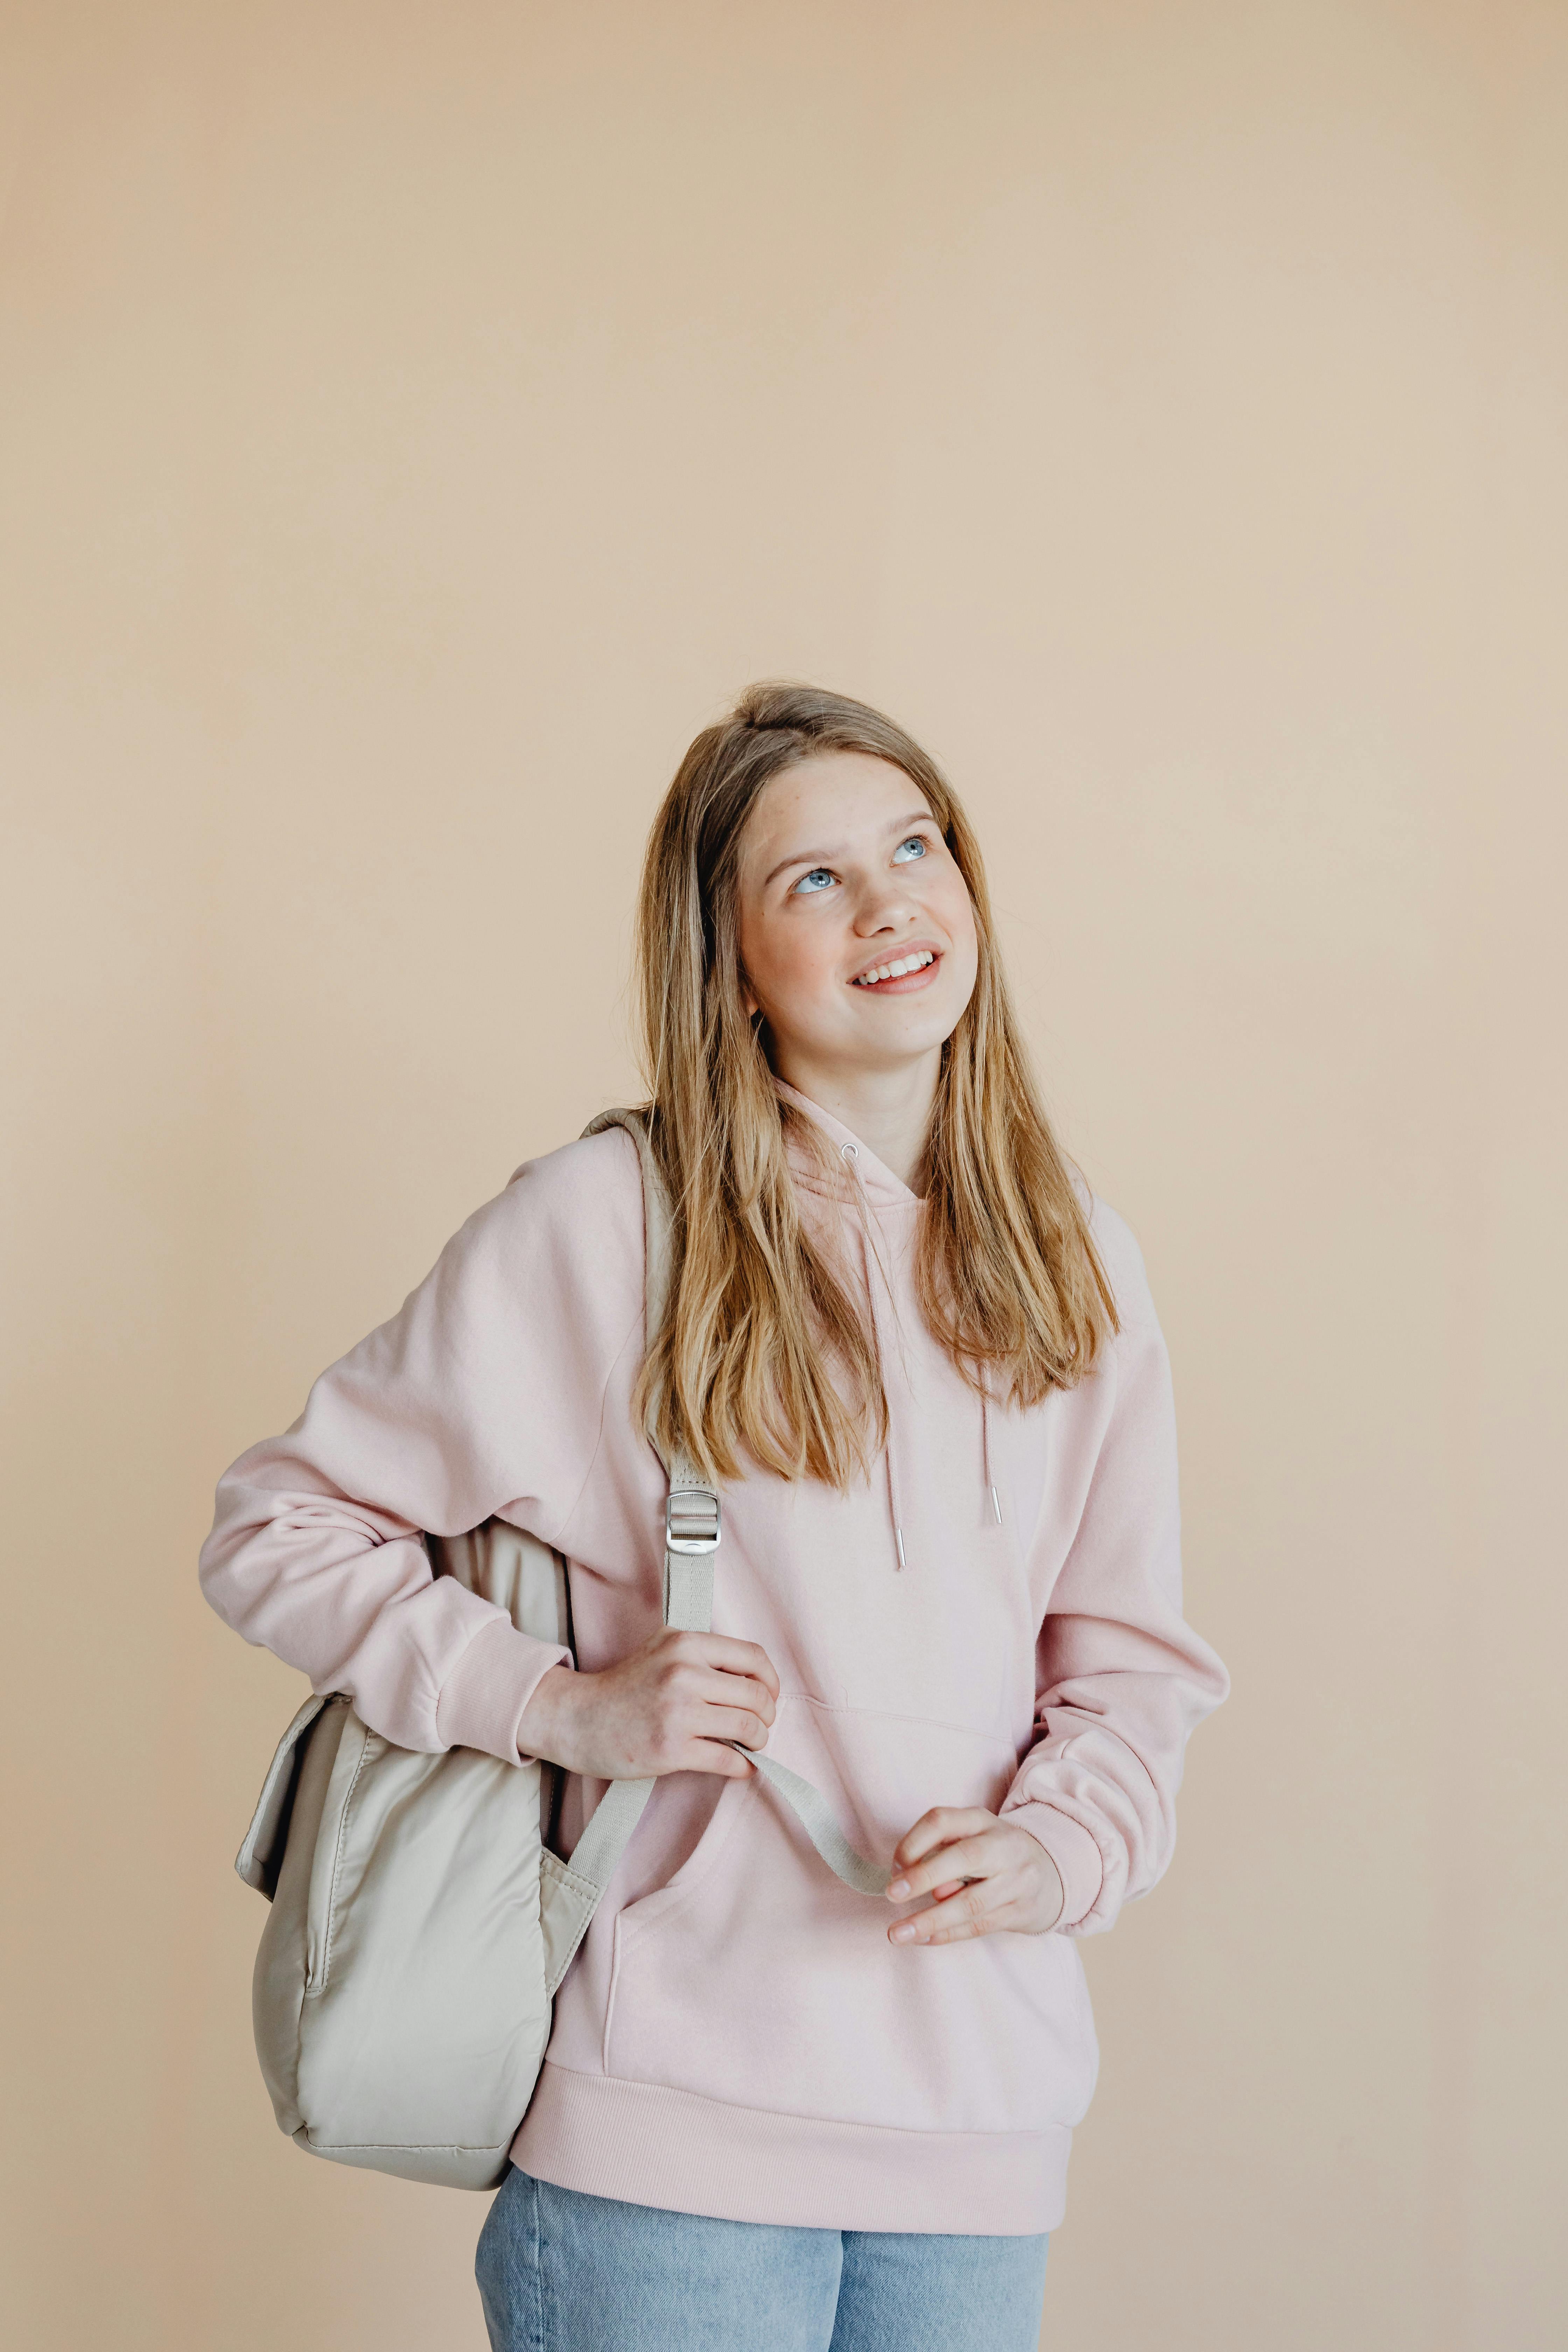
[
  {"left": 603, "top": 1698, "right": 1099, "bottom": 2138},
  {"left": 606, "top": 1768, "right": 762, "bottom": 1947}
]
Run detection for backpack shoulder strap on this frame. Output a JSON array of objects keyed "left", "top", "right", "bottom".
[
  {"left": 552, "top": 1107, "right": 888, "bottom": 1969},
  {"left": 547, "top": 1109, "right": 718, "bottom": 1958},
  {"left": 581, "top": 1106, "right": 715, "bottom": 1632}
]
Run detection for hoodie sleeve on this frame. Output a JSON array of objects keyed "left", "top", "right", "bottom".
[
  {"left": 198, "top": 1128, "right": 646, "bottom": 1763},
  {"left": 1000, "top": 1209, "right": 1230, "bottom": 1935}
]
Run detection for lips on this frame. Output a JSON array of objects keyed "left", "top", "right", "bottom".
[{"left": 849, "top": 946, "right": 941, "bottom": 992}]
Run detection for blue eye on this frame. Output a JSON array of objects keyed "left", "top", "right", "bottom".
[
  {"left": 891, "top": 836, "right": 928, "bottom": 863},
  {"left": 792, "top": 867, "right": 835, "bottom": 895}
]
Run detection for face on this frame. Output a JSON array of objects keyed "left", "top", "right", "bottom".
[{"left": 734, "top": 751, "right": 979, "bottom": 1094}]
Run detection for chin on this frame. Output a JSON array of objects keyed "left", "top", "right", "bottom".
[{"left": 874, "top": 1009, "right": 966, "bottom": 1062}]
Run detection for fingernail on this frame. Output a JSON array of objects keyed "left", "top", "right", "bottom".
[
  {"left": 887, "top": 1879, "right": 910, "bottom": 1899},
  {"left": 890, "top": 1921, "right": 916, "bottom": 1942}
]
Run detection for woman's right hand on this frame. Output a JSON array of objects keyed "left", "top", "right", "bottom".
[{"left": 516, "top": 1629, "right": 779, "bottom": 1780}]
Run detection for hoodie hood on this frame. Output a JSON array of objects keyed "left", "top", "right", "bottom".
[{"left": 771, "top": 1076, "right": 924, "bottom": 1211}]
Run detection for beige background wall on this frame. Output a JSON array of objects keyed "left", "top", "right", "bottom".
[{"left": 2, "top": 3, "right": 1563, "bottom": 2346}]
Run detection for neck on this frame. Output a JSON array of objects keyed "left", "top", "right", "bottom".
[{"left": 771, "top": 1049, "right": 941, "bottom": 1191}]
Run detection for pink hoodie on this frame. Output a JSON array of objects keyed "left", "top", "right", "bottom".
[{"left": 200, "top": 1087, "right": 1228, "bottom": 2234}]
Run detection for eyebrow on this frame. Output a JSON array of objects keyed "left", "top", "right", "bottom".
[{"left": 762, "top": 812, "right": 937, "bottom": 891}]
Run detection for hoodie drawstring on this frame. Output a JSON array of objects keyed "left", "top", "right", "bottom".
[
  {"left": 839, "top": 1141, "right": 909, "bottom": 1573},
  {"left": 835, "top": 1132, "right": 1001, "bottom": 1563},
  {"left": 979, "top": 1385, "right": 1004, "bottom": 1527},
  {"left": 886, "top": 1421, "right": 909, "bottom": 1572}
]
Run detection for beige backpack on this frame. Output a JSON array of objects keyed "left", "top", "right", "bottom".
[{"left": 234, "top": 1109, "right": 887, "bottom": 2190}]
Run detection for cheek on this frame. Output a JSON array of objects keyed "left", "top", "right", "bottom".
[
  {"left": 937, "top": 874, "right": 979, "bottom": 962},
  {"left": 747, "top": 916, "right": 837, "bottom": 1026}
]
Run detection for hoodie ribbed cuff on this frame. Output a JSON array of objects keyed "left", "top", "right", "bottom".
[
  {"left": 1002, "top": 1800, "right": 1105, "bottom": 1930},
  {"left": 433, "top": 1616, "right": 572, "bottom": 1765}
]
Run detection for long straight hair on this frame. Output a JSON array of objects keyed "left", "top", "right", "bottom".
[{"left": 632, "top": 680, "right": 1118, "bottom": 1489}]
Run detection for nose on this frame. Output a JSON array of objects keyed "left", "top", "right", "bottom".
[{"left": 852, "top": 871, "right": 920, "bottom": 937}]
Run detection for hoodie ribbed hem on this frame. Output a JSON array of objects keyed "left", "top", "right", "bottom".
[{"left": 509, "top": 2062, "right": 1070, "bottom": 2234}]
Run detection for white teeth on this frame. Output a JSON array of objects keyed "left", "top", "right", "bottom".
[{"left": 853, "top": 950, "right": 935, "bottom": 986}]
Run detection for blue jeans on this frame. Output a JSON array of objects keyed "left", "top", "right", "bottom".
[{"left": 476, "top": 2168, "right": 1050, "bottom": 2352}]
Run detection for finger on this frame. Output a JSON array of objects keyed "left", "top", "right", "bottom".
[
  {"left": 687, "top": 1739, "right": 755, "bottom": 1779},
  {"left": 886, "top": 1832, "right": 1000, "bottom": 1903},
  {"left": 696, "top": 1704, "right": 772, "bottom": 1750},
  {"left": 892, "top": 1807, "right": 995, "bottom": 1870},
  {"left": 688, "top": 1636, "right": 781, "bottom": 1700},
  {"left": 691, "top": 1669, "right": 776, "bottom": 1724},
  {"left": 890, "top": 1882, "right": 1016, "bottom": 1946}
]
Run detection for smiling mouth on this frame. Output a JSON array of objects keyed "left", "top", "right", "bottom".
[{"left": 850, "top": 948, "right": 939, "bottom": 990}]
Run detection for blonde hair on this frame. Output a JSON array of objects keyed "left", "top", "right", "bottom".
[{"left": 633, "top": 680, "right": 1118, "bottom": 1489}]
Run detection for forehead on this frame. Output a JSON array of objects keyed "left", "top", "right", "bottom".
[{"left": 741, "top": 751, "right": 927, "bottom": 863}]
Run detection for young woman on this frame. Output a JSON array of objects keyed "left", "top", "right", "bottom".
[{"left": 201, "top": 683, "right": 1229, "bottom": 2352}]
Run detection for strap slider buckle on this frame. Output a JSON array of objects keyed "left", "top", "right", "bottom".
[{"left": 665, "top": 1486, "right": 721, "bottom": 1555}]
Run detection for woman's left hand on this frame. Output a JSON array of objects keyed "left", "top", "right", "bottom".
[{"left": 884, "top": 1808, "right": 1066, "bottom": 1945}]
